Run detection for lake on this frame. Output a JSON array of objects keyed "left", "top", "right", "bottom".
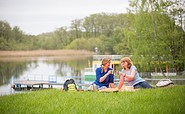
[
  {"left": 0, "top": 56, "right": 94, "bottom": 95},
  {"left": 0, "top": 56, "right": 185, "bottom": 95}
]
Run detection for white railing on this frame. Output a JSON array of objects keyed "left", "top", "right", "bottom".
[
  {"left": 25, "top": 74, "right": 57, "bottom": 83},
  {"left": 84, "top": 68, "right": 93, "bottom": 72},
  {"left": 93, "top": 55, "right": 122, "bottom": 61},
  {"left": 93, "top": 55, "right": 130, "bottom": 61}
]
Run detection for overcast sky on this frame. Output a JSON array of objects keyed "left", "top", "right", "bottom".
[{"left": 0, "top": 0, "right": 129, "bottom": 35}]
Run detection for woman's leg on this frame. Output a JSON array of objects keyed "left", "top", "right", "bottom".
[
  {"left": 140, "top": 81, "right": 152, "bottom": 88},
  {"left": 98, "top": 86, "right": 108, "bottom": 90},
  {"left": 134, "top": 81, "right": 152, "bottom": 89}
]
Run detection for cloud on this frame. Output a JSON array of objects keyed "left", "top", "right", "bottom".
[{"left": 0, "top": 0, "right": 129, "bottom": 35}]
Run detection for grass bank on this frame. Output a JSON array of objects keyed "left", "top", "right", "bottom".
[
  {"left": 0, "top": 49, "right": 94, "bottom": 57},
  {"left": 0, "top": 86, "right": 185, "bottom": 114}
]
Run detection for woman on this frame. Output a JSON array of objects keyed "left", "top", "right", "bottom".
[
  {"left": 91, "top": 57, "right": 115, "bottom": 90},
  {"left": 118, "top": 57, "right": 152, "bottom": 89}
]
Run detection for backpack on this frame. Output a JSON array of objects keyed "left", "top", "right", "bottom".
[{"left": 63, "top": 79, "right": 77, "bottom": 91}]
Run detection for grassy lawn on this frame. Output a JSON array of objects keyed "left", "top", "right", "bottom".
[{"left": 0, "top": 86, "right": 185, "bottom": 114}]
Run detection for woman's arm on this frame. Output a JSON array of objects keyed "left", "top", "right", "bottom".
[
  {"left": 99, "top": 70, "right": 112, "bottom": 82},
  {"left": 125, "top": 68, "right": 136, "bottom": 81},
  {"left": 118, "top": 72, "right": 125, "bottom": 89},
  {"left": 118, "top": 76, "right": 124, "bottom": 89}
]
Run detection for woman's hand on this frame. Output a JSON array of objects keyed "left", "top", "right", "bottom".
[
  {"left": 119, "top": 71, "right": 125, "bottom": 77},
  {"left": 100, "top": 70, "right": 112, "bottom": 82},
  {"left": 107, "top": 70, "right": 112, "bottom": 75}
]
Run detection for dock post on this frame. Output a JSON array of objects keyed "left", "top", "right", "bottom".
[
  {"left": 16, "top": 84, "right": 21, "bottom": 89},
  {"left": 48, "top": 84, "right": 53, "bottom": 88},
  {"left": 39, "top": 84, "right": 43, "bottom": 88}
]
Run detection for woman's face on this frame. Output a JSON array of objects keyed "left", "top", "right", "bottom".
[
  {"left": 121, "top": 61, "right": 128, "bottom": 68},
  {"left": 104, "top": 61, "right": 110, "bottom": 69}
]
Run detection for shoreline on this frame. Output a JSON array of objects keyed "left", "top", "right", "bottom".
[
  {"left": 0, "top": 55, "right": 92, "bottom": 62},
  {"left": 0, "top": 49, "right": 94, "bottom": 57}
]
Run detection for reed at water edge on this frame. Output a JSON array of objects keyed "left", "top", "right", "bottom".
[{"left": 0, "top": 49, "right": 94, "bottom": 57}]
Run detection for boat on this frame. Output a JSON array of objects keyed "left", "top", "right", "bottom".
[{"left": 84, "top": 55, "right": 123, "bottom": 82}]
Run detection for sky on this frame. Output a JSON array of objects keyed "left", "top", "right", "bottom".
[{"left": 0, "top": 0, "right": 130, "bottom": 35}]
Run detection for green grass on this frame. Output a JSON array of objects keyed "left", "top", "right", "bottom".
[{"left": 0, "top": 86, "right": 185, "bottom": 114}]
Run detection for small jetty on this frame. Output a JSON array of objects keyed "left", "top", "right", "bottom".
[
  {"left": 13, "top": 80, "right": 60, "bottom": 90},
  {"left": 12, "top": 74, "right": 91, "bottom": 90}
]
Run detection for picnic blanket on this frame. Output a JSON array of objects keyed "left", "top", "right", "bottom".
[{"left": 99, "top": 86, "right": 136, "bottom": 92}]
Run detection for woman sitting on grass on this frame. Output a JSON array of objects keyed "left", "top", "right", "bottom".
[
  {"left": 90, "top": 57, "right": 115, "bottom": 90},
  {"left": 118, "top": 57, "right": 152, "bottom": 90}
]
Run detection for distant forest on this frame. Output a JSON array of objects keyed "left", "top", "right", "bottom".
[{"left": 0, "top": 0, "right": 184, "bottom": 72}]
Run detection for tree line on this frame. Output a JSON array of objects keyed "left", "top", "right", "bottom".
[{"left": 0, "top": 0, "right": 184, "bottom": 72}]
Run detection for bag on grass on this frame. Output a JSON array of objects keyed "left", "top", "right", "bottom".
[
  {"left": 63, "top": 79, "right": 77, "bottom": 92},
  {"left": 156, "top": 79, "right": 174, "bottom": 87}
]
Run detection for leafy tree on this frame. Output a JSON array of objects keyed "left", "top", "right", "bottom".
[
  {"left": 70, "top": 19, "right": 83, "bottom": 38},
  {"left": 12, "top": 26, "right": 24, "bottom": 43},
  {"left": 111, "top": 27, "right": 130, "bottom": 54},
  {"left": 127, "top": 0, "right": 185, "bottom": 72},
  {"left": 0, "top": 20, "right": 12, "bottom": 40},
  {"left": 53, "top": 27, "right": 70, "bottom": 49},
  {"left": 65, "top": 38, "right": 87, "bottom": 50}
]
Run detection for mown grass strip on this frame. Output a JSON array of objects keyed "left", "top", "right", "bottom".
[{"left": 0, "top": 86, "right": 185, "bottom": 114}]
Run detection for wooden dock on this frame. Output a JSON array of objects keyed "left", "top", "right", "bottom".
[{"left": 13, "top": 80, "right": 92, "bottom": 90}]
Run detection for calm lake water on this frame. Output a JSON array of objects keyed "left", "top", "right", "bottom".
[
  {"left": 0, "top": 56, "right": 93, "bottom": 95},
  {"left": 0, "top": 56, "right": 184, "bottom": 96}
]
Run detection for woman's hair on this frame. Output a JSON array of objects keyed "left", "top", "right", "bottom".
[
  {"left": 120, "top": 57, "right": 133, "bottom": 69},
  {"left": 101, "top": 57, "right": 111, "bottom": 65},
  {"left": 101, "top": 57, "right": 111, "bottom": 73}
]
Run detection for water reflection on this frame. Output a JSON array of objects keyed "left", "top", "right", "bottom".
[
  {"left": 0, "top": 61, "right": 34, "bottom": 85},
  {"left": 0, "top": 56, "right": 92, "bottom": 95}
]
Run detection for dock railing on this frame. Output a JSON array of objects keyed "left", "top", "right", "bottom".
[
  {"left": 93, "top": 55, "right": 124, "bottom": 61},
  {"left": 84, "top": 68, "right": 93, "bottom": 73},
  {"left": 26, "top": 74, "right": 57, "bottom": 83}
]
